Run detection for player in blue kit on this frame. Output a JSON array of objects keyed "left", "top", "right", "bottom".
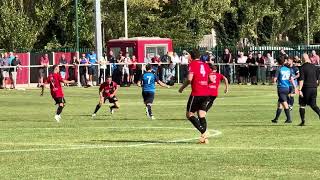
[
  {"left": 138, "top": 64, "right": 169, "bottom": 120},
  {"left": 288, "top": 57, "right": 300, "bottom": 111},
  {"left": 272, "top": 58, "right": 297, "bottom": 123}
]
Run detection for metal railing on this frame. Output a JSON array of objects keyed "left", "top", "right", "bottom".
[{"left": 0, "top": 62, "right": 290, "bottom": 87}]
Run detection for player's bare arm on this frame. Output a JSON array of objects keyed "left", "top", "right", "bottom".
[
  {"left": 157, "top": 80, "right": 170, "bottom": 88},
  {"left": 137, "top": 80, "right": 142, "bottom": 87},
  {"left": 179, "top": 73, "right": 193, "bottom": 93},
  {"left": 110, "top": 86, "right": 118, "bottom": 97},
  {"left": 290, "top": 77, "right": 298, "bottom": 94},
  {"left": 299, "top": 80, "right": 304, "bottom": 97}
]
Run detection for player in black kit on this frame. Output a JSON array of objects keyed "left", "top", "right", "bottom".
[{"left": 298, "top": 54, "right": 320, "bottom": 126}]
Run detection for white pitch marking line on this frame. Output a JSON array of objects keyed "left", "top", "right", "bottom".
[{"left": 0, "top": 127, "right": 222, "bottom": 153}]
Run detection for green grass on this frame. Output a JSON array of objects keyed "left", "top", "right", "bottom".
[{"left": 0, "top": 85, "right": 320, "bottom": 179}]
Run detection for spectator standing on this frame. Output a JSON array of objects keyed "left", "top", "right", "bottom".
[
  {"left": 98, "top": 56, "right": 108, "bottom": 85},
  {"left": 208, "top": 51, "right": 215, "bottom": 64},
  {"left": 310, "top": 50, "right": 320, "bottom": 65},
  {"left": 144, "top": 53, "right": 152, "bottom": 64},
  {"left": 122, "top": 52, "right": 131, "bottom": 85},
  {"left": 266, "top": 53, "right": 277, "bottom": 85},
  {"left": 59, "top": 54, "right": 68, "bottom": 79},
  {"left": 79, "top": 54, "right": 89, "bottom": 87},
  {"left": 88, "top": 51, "right": 97, "bottom": 86},
  {"left": 237, "top": 52, "right": 248, "bottom": 85},
  {"left": 10, "top": 55, "right": 21, "bottom": 89},
  {"left": 279, "top": 48, "right": 288, "bottom": 60},
  {"left": 129, "top": 55, "right": 137, "bottom": 84},
  {"left": 160, "top": 52, "right": 171, "bottom": 83},
  {"left": 108, "top": 50, "right": 116, "bottom": 74},
  {"left": 257, "top": 53, "right": 266, "bottom": 85},
  {"left": 247, "top": 53, "right": 258, "bottom": 85},
  {"left": 8, "top": 52, "right": 15, "bottom": 65},
  {"left": 180, "top": 50, "right": 190, "bottom": 83},
  {"left": 222, "top": 48, "right": 232, "bottom": 83},
  {"left": 69, "top": 56, "right": 79, "bottom": 82},
  {"left": 38, "top": 54, "right": 49, "bottom": 87},
  {"left": 0, "top": 53, "right": 10, "bottom": 89},
  {"left": 112, "top": 51, "right": 124, "bottom": 85},
  {"left": 151, "top": 55, "right": 161, "bottom": 76}
]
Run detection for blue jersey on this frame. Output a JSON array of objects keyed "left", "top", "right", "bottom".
[
  {"left": 290, "top": 66, "right": 299, "bottom": 86},
  {"left": 276, "top": 66, "right": 292, "bottom": 88},
  {"left": 142, "top": 72, "right": 159, "bottom": 92},
  {"left": 88, "top": 54, "right": 97, "bottom": 66}
]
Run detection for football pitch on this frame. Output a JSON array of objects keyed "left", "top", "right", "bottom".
[{"left": 0, "top": 85, "right": 320, "bottom": 179}]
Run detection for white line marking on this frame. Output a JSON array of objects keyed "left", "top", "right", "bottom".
[{"left": 0, "top": 127, "right": 222, "bottom": 153}]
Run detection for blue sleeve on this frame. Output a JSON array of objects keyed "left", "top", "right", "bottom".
[{"left": 275, "top": 68, "right": 280, "bottom": 79}]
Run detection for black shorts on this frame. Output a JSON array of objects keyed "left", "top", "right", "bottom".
[
  {"left": 289, "top": 86, "right": 295, "bottom": 94},
  {"left": 299, "top": 88, "right": 317, "bottom": 106},
  {"left": 88, "top": 67, "right": 95, "bottom": 75},
  {"left": 187, "top": 96, "right": 209, "bottom": 113},
  {"left": 54, "top": 97, "right": 66, "bottom": 105},
  {"left": 142, "top": 91, "right": 155, "bottom": 104},
  {"left": 104, "top": 96, "right": 118, "bottom": 103},
  {"left": 278, "top": 88, "right": 289, "bottom": 103},
  {"left": 129, "top": 69, "right": 136, "bottom": 76}
]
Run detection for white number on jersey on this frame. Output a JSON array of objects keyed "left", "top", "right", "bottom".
[
  {"left": 212, "top": 75, "right": 217, "bottom": 84},
  {"left": 200, "top": 64, "right": 206, "bottom": 77},
  {"left": 281, "top": 71, "right": 290, "bottom": 80},
  {"left": 147, "top": 76, "right": 152, "bottom": 84}
]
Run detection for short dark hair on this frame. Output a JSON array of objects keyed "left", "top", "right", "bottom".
[
  {"left": 209, "top": 63, "right": 218, "bottom": 71},
  {"left": 52, "top": 65, "right": 58, "bottom": 70},
  {"left": 145, "top": 64, "right": 152, "bottom": 71},
  {"left": 106, "top": 75, "right": 112, "bottom": 79},
  {"left": 190, "top": 49, "right": 201, "bottom": 60},
  {"left": 278, "top": 58, "right": 285, "bottom": 65}
]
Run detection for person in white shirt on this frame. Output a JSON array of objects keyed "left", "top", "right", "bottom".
[
  {"left": 237, "top": 52, "right": 248, "bottom": 85},
  {"left": 122, "top": 52, "right": 131, "bottom": 85},
  {"left": 180, "top": 50, "right": 190, "bottom": 82},
  {"left": 266, "top": 53, "right": 277, "bottom": 85},
  {"left": 98, "top": 56, "right": 108, "bottom": 85}
]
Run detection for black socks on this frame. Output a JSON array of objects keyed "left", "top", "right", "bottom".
[
  {"left": 189, "top": 116, "right": 206, "bottom": 134},
  {"left": 146, "top": 105, "right": 152, "bottom": 116},
  {"left": 274, "top": 108, "right": 282, "bottom": 121},
  {"left": 56, "top": 105, "right": 64, "bottom": 115},
  {"left": 284, "top": 109, "right": 291, "bottom": 121},
  {"left": 94, "top": 104, "right": 101, "bottom": 114},
  {"left": 199, "top": 117, "right": 207, "bottom": 133},
  {"left": 299, "top": 108, "right": 305, "bottom": 123},
  {"left": 188, "top": 116, "right": 203, "bottom": 133}
]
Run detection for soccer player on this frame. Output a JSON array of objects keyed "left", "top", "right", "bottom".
[
  {"left": 41, "top": 65, "right": 74, "bottom": 122},
  {"left": 298, "top": 53, "right": 320, "bottom": 126},
  {"left": 206, "top": 64, "right": 229, "bottom": 112},
  {"left": 179, "top": 49, "right": 214, "bottom": 144},
  {"left": 288, "top": 57, "right": 300, "bottom": 111},
  {"left": 92, "top": 76, "right": 120, "bottom": 117},
  {"left": 138, "top": 64, "right": 169, "bottom": 120},
  {"left": 272, "top": 58, "right": 297, "bottom": 124}
]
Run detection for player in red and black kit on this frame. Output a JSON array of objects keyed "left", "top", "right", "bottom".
[
  {"left": 92, "top": 76, "right": 120, "bottom": 117},
  {"left": 179, "top": 49, "right": 214, "bottom": 144},
  {"left": 206, "top": 64, "right": 229, "bottom": 112},
  {"left": 41, "top": 65, "right": 74, "bottom": 122}
]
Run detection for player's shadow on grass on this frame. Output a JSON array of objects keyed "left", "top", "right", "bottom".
[{"left": 90, "top": 139, "right": 194, "bottom": 144}]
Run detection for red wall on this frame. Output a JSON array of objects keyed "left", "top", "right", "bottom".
[
  {"left": 54, "top": 52, "right": 75, "bottom": 80},
  {"left": 15, "top": 53, "right": 29, "bottom": 84}
]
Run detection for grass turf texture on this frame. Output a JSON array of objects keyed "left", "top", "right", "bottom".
[{"left": 0, "top": 85, "right": 320, "bottom": 179}]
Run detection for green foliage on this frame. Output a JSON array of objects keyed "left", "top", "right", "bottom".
[{"left": 2, "top": 0, "right": 320, "bottom": 50}]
